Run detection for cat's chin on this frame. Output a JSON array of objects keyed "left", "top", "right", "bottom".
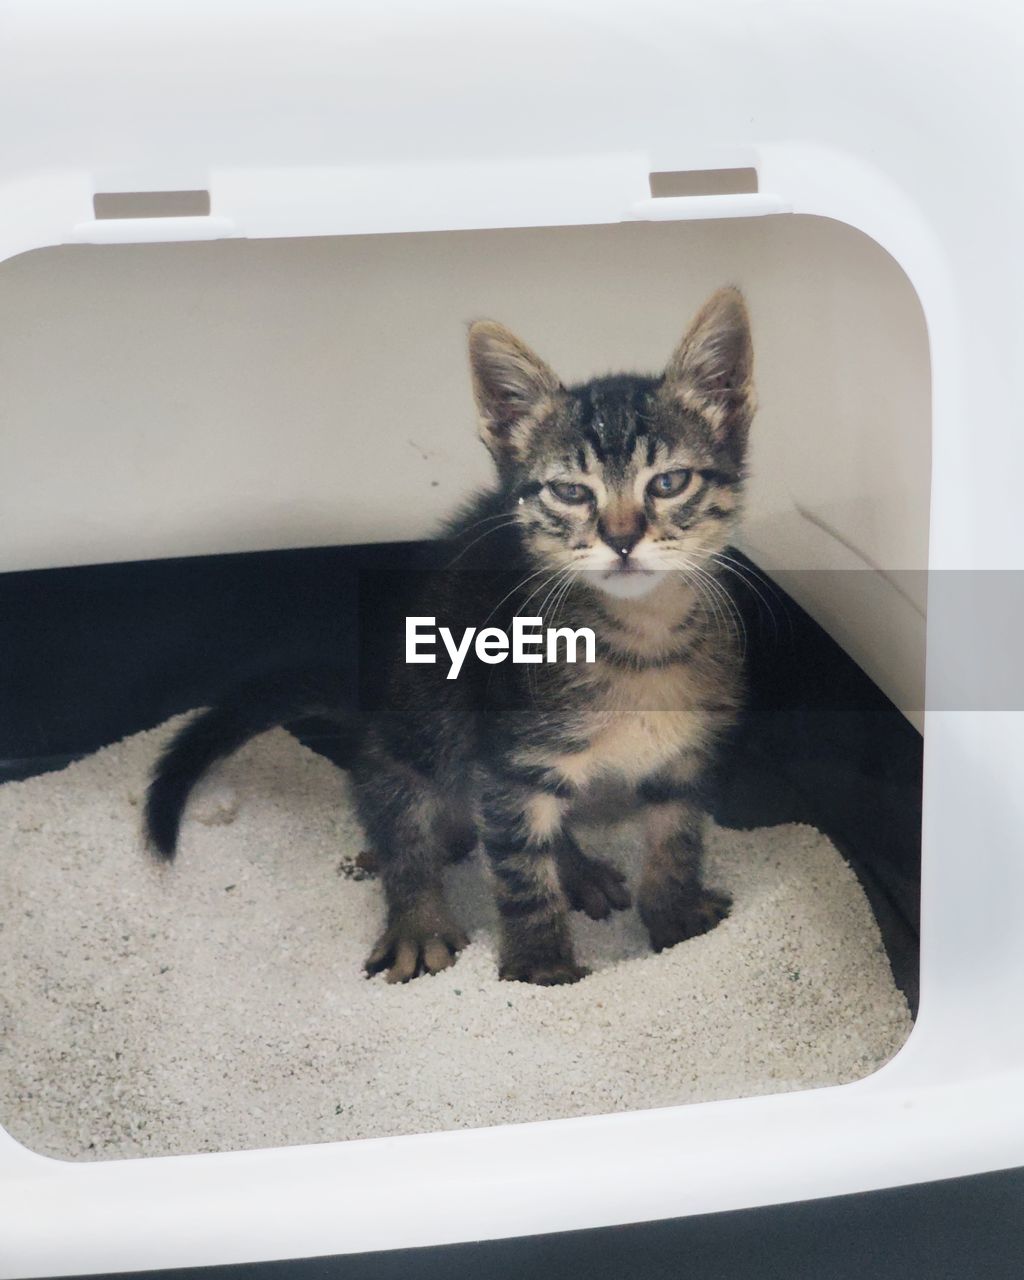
[{"left": 581, "top": 567, "right": 664, "bottom": 600}]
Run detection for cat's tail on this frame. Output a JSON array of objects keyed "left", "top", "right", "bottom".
[{"left": 145, "top": 666, "right": 362, "bottom": 860}]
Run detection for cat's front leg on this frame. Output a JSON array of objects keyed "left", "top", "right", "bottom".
[
  {"left": 555, "top": 829, "right": 632, "bottom": 920},
  {"left": 636, "top": 772, "right": 731, "bottom": 953},
  {"left": 481, "top": 779, "right": 589, "bottom": 985}
]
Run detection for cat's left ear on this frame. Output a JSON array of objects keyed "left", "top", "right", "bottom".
[
  {"left": 664, "top": 287, "right": 755, "bottom": 451},
  {"left": 468, "top": 320, "right": 563, "bottom": 466}
]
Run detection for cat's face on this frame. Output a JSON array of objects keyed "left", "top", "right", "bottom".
[{"left": 469, "top": 288, "right": 755, "bottom": 600}]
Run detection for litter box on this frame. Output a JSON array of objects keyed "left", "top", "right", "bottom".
[{"left": 2, "top": 1, "right": 1023, "bottom": 1276}]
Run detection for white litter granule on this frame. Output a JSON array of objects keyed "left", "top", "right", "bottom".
[{"left": 0, "top": 720, "right": 912, "bottom": 1161}]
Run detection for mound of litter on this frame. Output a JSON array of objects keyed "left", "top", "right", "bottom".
[{"left": 0, "top": 721, "right": 911, "bottom": 1160}]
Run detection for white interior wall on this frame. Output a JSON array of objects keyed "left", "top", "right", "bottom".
[{"left": 0, "top": 216, "right": 929, "bottom": 714}]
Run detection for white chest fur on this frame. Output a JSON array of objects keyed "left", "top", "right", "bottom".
[{"left": 553, "top": 659, "right": 726, "bottom": 788}]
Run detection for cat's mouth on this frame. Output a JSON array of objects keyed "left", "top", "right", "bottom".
[
  {"left": 603, "top": 561, "right": 651, "bottom": 578},
  {"left": 582, "top": 561, "right": 661, "bottom": 600},
  {"left": 604, "top": 558, "right": 652, "bottom": 583}
]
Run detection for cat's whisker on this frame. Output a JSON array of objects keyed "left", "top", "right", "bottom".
[
  {"left": 697, "top": 568, "right": 747, "bottom": 657},
  {"left": 524, "top": 568, "right": 576, "bottom": 701},
  {"left": 534, "top": 582, "right": 569, "bottom": 702},
  {"left": 544, "top": 571, "right": 577, "bottom": 639},
  {"left": 520, "top": 569, "right": 569, "bottom": 617},
  {"left": 685, "top": 572, "right": 729, "bottom": 645},
  {"left": 677, "top": 556, "right": 747, "bottom": 657},
  {"left": 444, "top": 516, "right": 521, "bottom": 567},
  {"left": 523, "top": 565, "right": 580, "bottom": 703},
  {"left": 533, "top": 565, "right": 576, "bottom": 623},
  {"left": 452, "top": 509, "right": 519, "bottom": 537},
  {"left": 704, "top": 549, "right": 790, "bottom": 645},
  {"left": 522, "top": 571, "right": 565, "bottom": 703},
  {"left": 482, "top": 563, "right": 565, "bottom": 628}
]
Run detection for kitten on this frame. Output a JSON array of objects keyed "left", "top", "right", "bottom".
[{"left": 146, "top": 286, "right": 755, "bottom": 985}]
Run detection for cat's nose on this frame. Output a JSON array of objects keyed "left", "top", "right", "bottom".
[
  {"left": 601, "top": 528, "right": 644, "bottom": 558},
  {"left": 598, "top": 511, "right": 646, "bottom": 558}
]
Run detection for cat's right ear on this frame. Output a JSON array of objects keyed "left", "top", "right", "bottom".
[{"left": 468, "top": 321, "right": 563, "bottom": 465}]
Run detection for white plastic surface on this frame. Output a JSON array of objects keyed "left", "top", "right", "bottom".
[{"left": 2, "top": 0, "right": 1023, "bottom": 1275}]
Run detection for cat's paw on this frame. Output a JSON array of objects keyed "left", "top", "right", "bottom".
[
  {"left": 639, "top": 885, "right": 732, "bottom": 953},
  {"left": 364, "top": 910, "right": 469, "bottom": 984},
  {"left": 559, "top": 851, "right": 631, "bottom": 920},
  {"left": 499, "top": 959, "right": 591, "bottom": 986}
]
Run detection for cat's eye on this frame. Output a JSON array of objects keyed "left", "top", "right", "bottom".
[
  {"left": 647, "top": 468, "right": 693, "bottom": 499},
  {"left": 548, "top": 480, "right": 594, "bottom": 505}
]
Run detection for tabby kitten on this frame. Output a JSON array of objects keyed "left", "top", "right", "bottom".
[{"left": 146, "top": 286, "right": 755, "bottom": 985}]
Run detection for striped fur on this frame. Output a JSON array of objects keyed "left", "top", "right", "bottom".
[{"left": 146, "top": 288, "right": 755, "bottom": 984}]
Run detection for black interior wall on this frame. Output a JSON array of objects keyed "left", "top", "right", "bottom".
[{"left": 0, "top": 543, "right": 921, "bottom": 1008}]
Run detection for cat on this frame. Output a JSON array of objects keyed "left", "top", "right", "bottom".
[{"left": 146, "top": 286, "right": 755, "bottom": 986}]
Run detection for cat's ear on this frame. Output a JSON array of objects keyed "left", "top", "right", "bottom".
[
  {"left": 664, "top": 287, "right": 755, "bottom": 449},
  {"left": 468, "top": 321, "right": 563, "bottom": 464}
]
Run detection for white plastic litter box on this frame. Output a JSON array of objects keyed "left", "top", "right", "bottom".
[{"left": 2, "top": 1, "right": 1023, "bottom": 1276}]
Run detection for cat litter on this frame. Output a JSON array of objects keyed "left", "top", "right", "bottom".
[{"left": 0, "top": 720, "right": 911, "bottom": 1161}]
